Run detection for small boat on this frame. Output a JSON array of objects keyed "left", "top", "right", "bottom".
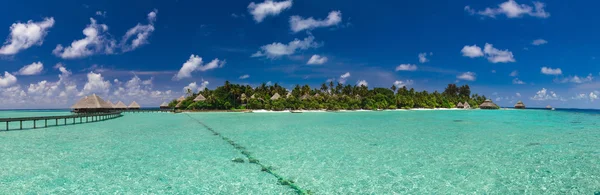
[
  {"left": 291, "top": 110, "right": 303, "bottom": 113},
  {"left": 551, "top": 108, "right": 556, "bottom": 111}
]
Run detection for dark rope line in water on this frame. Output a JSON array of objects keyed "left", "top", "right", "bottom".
[{"left": 184, "top": 114, "right": 312, "bottom": 195}]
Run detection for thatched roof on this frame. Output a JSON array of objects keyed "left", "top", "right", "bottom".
[
  {"left": 250, "top": 94, "right": 256, "bottom": 99},
  {"left": 241, "top": 93, "right": 247, "bottom": 100},
  {"left": 355, "top": 94, "right": 362, "bottom": 99},
  {"left": 314, "top": 93, "right": 320, "bottom": 97},
  {"left": 301, "top": 94, "right": 310, "bottom": 100},
  {"left": 71, "top": 94, "right": 113, "bottom": 109},
  {"left": 177, "top": 96, "right": 185, "bottom": 101},
  {"left": 175, "top": 101, "right": 183, "bottom": 108},
  {"left": 286, "top": 92, "right": 292, "bottom": 98},
  {"left": 514, "top": 101, "right": 526, "bottom": 109},
  {"left": 114, "top": 101, "right": 128, "bottom": 109},
  {"left": 479, "top": 99, "right": 499, "bottom": 109},
  {"left": 159, "top": 102, "right": 169, "bottom": 108},
  {"left": 457, "top": 102, "right": 464, "bottom": 108},
  {"left": 270, "top": 93, "right": 281, "bottom": 100},
  {"left": 546, "top": 105, "right": 552, "bottom": 109},
  {"left": 106, "top": 100, "right": 115, "bottom": 108},
  {"left": 128, "top": 101, "right": 141, "bottom": 108},
  {"left": 194, "top": 94, "right": 206, "bottom": 102},
  {"left": 463, "top": 102, "right": 471, "bottom": 109}
]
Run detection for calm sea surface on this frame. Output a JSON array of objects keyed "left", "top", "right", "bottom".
[{"left": 0, "top": 109, "right": 599, "bottom": 194}]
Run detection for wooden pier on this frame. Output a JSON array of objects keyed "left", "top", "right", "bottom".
[
  {"left": 0, "top": 112, "right": 123, "bottom": 131},
  {"left": 121, "top": 109, "right": 172, "bottom": 113}
]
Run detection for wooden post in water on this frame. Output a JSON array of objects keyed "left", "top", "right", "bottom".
[
  {"left": 56, "top": 119, "right": 58, "bottom": 126},
  {"left": 45, "top": 119, "right": 47, "bottom": 127},
  {"left": 33, "top": 120, "right": 36, "bottom": 129},
  {"left": 6, "top": 121, "right": 8, "bottom": 131},
  {"left": 20, "top": 120, "right": 22, "bottom": 130}
]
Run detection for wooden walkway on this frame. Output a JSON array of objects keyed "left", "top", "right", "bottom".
[
  {"left": 121, "top": 109, "right": 172, "bottom": 113},
  {"left": 0, "top": 112, "right": 123, "bottom": 131}
]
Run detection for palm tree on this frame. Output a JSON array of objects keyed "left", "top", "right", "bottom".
[
  {"left": 391, "top": 85, "right": 397, "bottom": 94},
  {"left": 186, "top": 88, "right": 193, "bottom": 97},
  {"left": 329, "top": 81, "right": 334, "bottom": 94},
  {"left": 321, "top": 83, "right": 328, "bottom": 93}
]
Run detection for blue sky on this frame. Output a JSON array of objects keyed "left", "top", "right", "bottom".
[{"left": 0, "top": 0, "right": 599, "bottom": 109}]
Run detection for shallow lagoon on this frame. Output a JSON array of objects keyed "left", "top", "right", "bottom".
[{"left": 1, "top": 110, "right": 599, "bottom": 194}]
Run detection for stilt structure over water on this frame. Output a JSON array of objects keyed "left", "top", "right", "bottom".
[
  {"left": 71, "top": 94, "right": 114, "bottom": 113},
  {"left": 114, "top": 101, "right": 128, "bottom": 110},
  {"left": 128, "top": 101, "right": 141, "bottom": 110}
]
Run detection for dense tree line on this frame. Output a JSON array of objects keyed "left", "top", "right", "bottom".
[{"left": 168, "top": 81, "right": 487, "bottom": 111}]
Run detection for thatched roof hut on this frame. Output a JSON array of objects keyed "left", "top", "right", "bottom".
[
  {"left": 546, "top": 105, "right": 552, "bottom": 109},
  {"left": 314, "top": 93, "right": 320, "bottom": 98},
  {"left": 175, "top": 101, "right": 184, "bottom": 108},
  {"left": 355, "top": 94, "right": 362, "bottom": 99},
  {"left": 514, "top": 101, "right": 526, "bottom": 109},
  {"left": 456, "top": 102, "right": 464, "bottom": 108},
  {"left": 177, "top": 96, "right": 185, "bottom": 101},
  {"left": 194, "top": 94, "right": 206, "bottom": 102},
  {"left": 286, "top": 92, "right": 292, "bottom": 98},
  {"left": 250, "top": 94, "right": 256, "bottom": 99},
  {"left": 479, "top": 99, "right": 499, "bottom": 109},
  {"left": 106, "top": 100, "right": 115, "bottom": 108},
  {"left": 300, "top": 94, "right": 310, "bottom": 100},
  {"left": 159, "top": 102, "right": 169, "bottom": 109},
  {"left": 463, "top": 102, "right": 471, "bottom": 109},
  {"left": 128, "top": 101, "right": 141, "bottom": 109},
  {"left": 270, "top": 93, "right": 281, "bottom": 100},
  {"left": 71, "top": 94, "right": 113, "bottom": 112},
  {"left": 241, "top": 93, "right": 247, "bottom": 101},
  {"left": 113, "top": 101, "right": 128, "bottom": 109}
]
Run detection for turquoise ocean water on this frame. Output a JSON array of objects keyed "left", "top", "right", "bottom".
[{"left": 0, "top": 109, "right": 599, "bottom": 194}]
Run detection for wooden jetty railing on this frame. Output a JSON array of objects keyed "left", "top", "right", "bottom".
[
  {"left": 0, "top": 111, "right": 122, "bottom": 131},
  {"left": 121, "top": 109, "right": 172, "bottom": 113}
]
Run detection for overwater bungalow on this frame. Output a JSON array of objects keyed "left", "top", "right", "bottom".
[
  {"left": 514, "top": 101, "right": 526, "bottom": 109},
  {"left": 546, "top": 105, "right": 552, "bottom": 109},
  {"left": 194, "top": 94, "right": 206, "bottom": 102},
  {"left": 479, "top": 99, "right": 499, "bottom": 109},
  {"left": 159, "top": 102, "right": 169, "bottom": 109},
  {"left": 106, "top": 100, "right": 115, "bottom": 108},
  {"left": 463, "top": 102, "right": 471, "bottom": 109},
  {"left": 128, "top": 101, "right": 141, "bottom": 110},
  {"left": 456, "top": 102, "right": 464, "bottom": 108},
  {"left": 71, "top": 94, "right": 113, "bottom": 113},
  {"left": 114, "top": 101, "right": 128, "bottom": 110},
  {"left": 270, "top": 93, "right": 281, "bottom": 100}
]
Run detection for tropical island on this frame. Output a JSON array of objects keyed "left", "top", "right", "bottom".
[{"left": 167, "top": 81, "right": 494, "bottom": 111}]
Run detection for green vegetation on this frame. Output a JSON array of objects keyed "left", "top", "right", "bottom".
[{"left": 169, "top": 81, "right": 487, "bottom": 110}]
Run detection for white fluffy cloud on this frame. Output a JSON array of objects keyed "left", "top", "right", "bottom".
[
  {"left": 461, "top": 45, "right": 484, "bottom": 58},
  {"left": 307, "top": 54, "right": 328, "bottom": 65},
  {"left": 393, "top": 80, "right": 414, "bottom": 88},
  {"left": 512, "top": 78, "right": 525, "bottom": 84},
  {"left": 79, "top": 72, "right": 111, "bottom": 96},
  {"left": 239, "top": 74, "right": 250, "bottom": 79},
  {"left": 174, "top": 55, "right": 225, "bottom": 80},
  {"left": 339, "top": 72, "right": 351, "bottom": 84},
  {"left": 483, "top": 43, "right": 515, "bottom": 63},
  {"left": 457, "top": 72, "right": 476, "bottom": 81},
  {"left": 248, "top": 0, "right": 292, "bottom": 23},
  {"left": 541, "top": 67, "right": 562, "bottom": 75},
  {"left": 395, "top": 64, "right": 418, "bottom": 71},
  {"left": 184, "top": 80, "right": 210, "bottom": 93},
  {"left": 17, "top": 61, "right": 44, "bottom": 75},
  {"left": 531, "top": 88, "right": 561, "bottom": 101},
  {"left": 251, "top": 36, "right": 320, "bottom": 58},
  {"left": 290, "top": 11, "right": 342, "bottom": 33},
  {"left": 532, "top": 39, "right": 548, "bottom": 46},
  {"left": 462, "top": 43, "right": 515, "bottom": 63},
  {"left": 53, "top": 18, "right": 115, "bottom": 59},
  {"left": 516, "top": 92, "right": 521, "bottom": 97},
  {"left": 0, "top": 18, "right": 55, "bottom": 55},
  {"left": 121, "top": 10, "right": 157, "bottom": 52},
  {"left": 465, "top": 0, "right": 550, "bottom": 19},
  {"left": 590, "top": 92, "right": 599, "bottom": 102},
  {"left": 509, "top": 70, "right": 518, "bottom": 77},
  {"left": 0, "top": 72, "right": 18, "bottom": 87},
  {"left": 356, "top": 80, "right": 368, "bottom": 87},
  {"left": 418, "top": 52, "right": 432, "bottom": 63}
]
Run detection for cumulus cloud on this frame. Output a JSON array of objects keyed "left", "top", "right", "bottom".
[
  {"left": 465, "top": 0, "right": 550, "bottom": 19},
  {"left": 0, "top": 72, "right": 18, "bottom": 87},
  {"left": 395, "top": 64, "right": 418, "bottom": 71},
  {"left": 0, "top": 17, "right": 55, "bottom": 55},
  {"left": 512, "top": 78, "right": 525, "bottom": 84},
  {"left": 393, "top": 80, "right": 414, "bottom": 88},
  {"left": 290, "top": 11, "right": 342, "bottom": 33},
  {"left": 53, "top": 18, "right": 115, "bottom": 59},
  {"left": 418, "top": 52, "right": 432, "bottom": 63},
  {"left": 461, "top": 45, "right": 484, "bottom": 58},
  {"left": 79, "top": 72, "right": 111, "bottom": 96},
  {"left": 509, "top": 70, "right": 518, "bottom": 77},
  {"left": 339, "top": 72, "right": 351, "bottom": 84},
  {"left": 239, "top": 74, "right": 250, "bottom": 79},
  {"left": 248, "top": 0, "right": 292, "bottom": 23},
  {"left": 532, "top": 39, "right": 547, "bottom": 46},
  {"left": 17, "top": 61, "right": 44, "bottom": 75},
  {"left": 251, "top": 36, "right": 320, "bottom": 58},
  {"left": 541, "top": 67, "right": 562, "bottom": 75},
  {"left": 121, "top": 10, "right": 157, "bottom": 52},
  {"left": 457, "top": 72, "right": 476, "bottom": 81},
  {"left": 531, "top": 88, "right": 561, "bottom": 101},
  {"left": 183, "top": 80, "right": 209, "bottom": 93},
  {"left": 516, "top": 92, "right": 521, "bottom": 97},
  {"left": 356, "top": 80, "right": 368, "bottom": 87},
  {"left": 96, "top": 11, "right": 107, "bottom": 17},
  {"left": 174, "top": 55, "right": 225, "bottom": 80},
  {"left": 307, "top": 54, "right": 328, "bottom": 65},
  {"left": 590, "top": 92, "right": 599, "bottom": 102},
  {"left": 462, "top": 43, "right": 515, "bottom": 63}
]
